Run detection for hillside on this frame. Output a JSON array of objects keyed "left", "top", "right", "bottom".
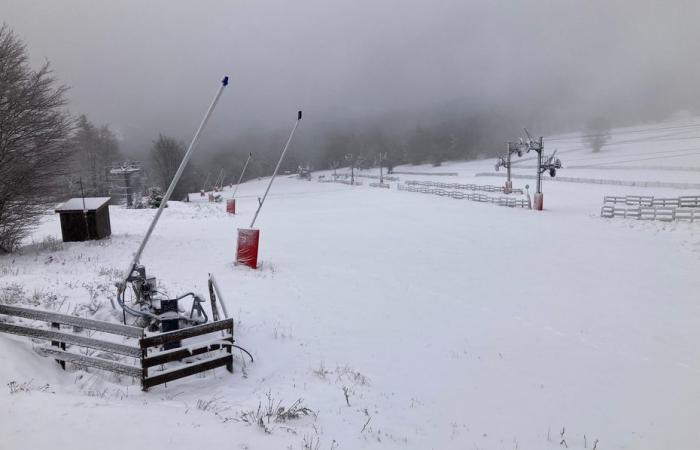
[{"left": 1, "top": 119, "right": 699, "bottom": 450}]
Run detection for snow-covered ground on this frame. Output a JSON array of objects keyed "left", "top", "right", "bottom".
[{"left": 1, "top": 119, "right": 700, "bottom": 450}]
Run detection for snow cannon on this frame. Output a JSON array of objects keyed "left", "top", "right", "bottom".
[
  {"left": 114, "top": 76, "right": 231, "bottom": 343},
  {"left": 235, "top": 111, "right": 302, "bottom": 270},
  {"left": 235, "top": 228, "right": 260, "bottom": 268}
]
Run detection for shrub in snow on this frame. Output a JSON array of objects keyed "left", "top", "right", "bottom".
[{"left": 135, "top": 187, "right": 166, "bottom": 209}]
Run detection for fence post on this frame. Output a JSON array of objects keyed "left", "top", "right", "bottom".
[
  {"left": 51, "top": 322, "right": 66, "bottom": 370},
  {"left": 226, "top": 322, "right": 234, "bottom": 373},
  {"left": 208, "top": 277, "right": 220, "bottom": 322},
  {"left": 141, "top": 345, "right": 148, "bottom": 391}
]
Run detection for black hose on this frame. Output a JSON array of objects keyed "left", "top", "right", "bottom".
[{"left": 232, "top": 344, "right": 254, "bottom": 363}]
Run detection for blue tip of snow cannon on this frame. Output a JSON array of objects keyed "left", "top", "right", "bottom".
[
  {"left": 298, "top": 110, "right": 302, "bottom": 120},
  {"left": 222, "top": 76, "right": 229, "bottom": 86}
]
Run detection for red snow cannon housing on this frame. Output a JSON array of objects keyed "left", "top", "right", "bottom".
[{"left": 236, "top": 228, "right": 259, "bottom": 268}]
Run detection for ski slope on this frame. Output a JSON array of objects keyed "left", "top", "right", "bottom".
[{"left": 1, "top": 119, "right": 700, "bottom": 450}]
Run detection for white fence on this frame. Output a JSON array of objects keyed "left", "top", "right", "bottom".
[
  {"left": 603, "top": 195, "right": 700, "bottom": 208},
  {"left": 404, "top": 180, "right": 523, "bottom": 194},
  {"left": 398, "top": 183, "right": 529, "bottom": 208},
  {"left": 477, "top": 172, "right": 700, "bottom": 190},
  {"left": 391, "top": 171, "right": 458, "bottom": 176},
  {"left": 333, "top": 173, "right": 400, "bottom": 182},
  {"left": 600, "top": 205, "right": 700, "bottom": 222},
  {"left": 318, "top": 178, "right": 363, "bottom": 186}
]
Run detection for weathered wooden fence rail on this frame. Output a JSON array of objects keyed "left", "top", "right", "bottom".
[
  {"left": 0, "top": 304, "right": 234, "bottom": 391},
  {"left": 140, "top": 319, "right": 233, "bottom": 390},
  {"left": 405, "top": 180, "right": 523, "bottom": 194},
  {"left": 398, "top": 183, "right": 529, "bottom": 208}
]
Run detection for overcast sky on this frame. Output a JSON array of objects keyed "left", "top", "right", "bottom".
[{"left": 3, "top": 0, "right": 700, "bottom": 154}]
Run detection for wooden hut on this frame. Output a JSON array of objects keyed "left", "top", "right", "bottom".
[{"left": 55, "top": 197, "right": 112, "bottom": 242}]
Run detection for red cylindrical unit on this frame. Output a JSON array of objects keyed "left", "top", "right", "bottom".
[
  {"left": 534, "top": 192, "right": 544, "bottom": 211},
  {"left": 226, "top": 198, "right": 236, "bottom": 214},
  {"left": 504, "top": 180, "right": 513, "bottom": 194},
  {"left": 236, "top": 228, "right": 260, "bottom": 269}
]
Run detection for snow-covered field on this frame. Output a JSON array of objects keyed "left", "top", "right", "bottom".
[{"left": 1, "top": 120, "right": 700, "bottom": 450}]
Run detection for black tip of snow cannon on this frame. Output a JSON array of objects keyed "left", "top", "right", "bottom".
[
  {"left": 298, "top": 111, "right": 302, "bottom": 120},
  {"left": 222, "top": 76, "right": 229, "bottom": 86}
]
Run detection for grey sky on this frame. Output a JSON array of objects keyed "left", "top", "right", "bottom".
[{"left": 3, "top": 0, "right": 699, "bottom": 153}]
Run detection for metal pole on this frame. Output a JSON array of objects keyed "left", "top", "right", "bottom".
[
  {"left": 506, "top": 144, "right": 512, "bottom": 187},
  {"left": 249, "top": 111, "right": 302, "bottom": 228},
  {"left": 536, "top": 137, "right": 543, "bottom": 194},
  {"left": 120, "top": 76, "right": 229, "bottom": 286},
  {"left": 231, "top": 152, "right": 253, "bottom": 198},
  {"left": 79, "top": 178, "right": 90, "bottom": 239},
  {"left": 215, "top": 168, "right": 224, "bottom": 190},
  {"left": 201, "top": 172, "right": 210, "bottom": 192},
  {"left": 209, "top": 273, "right": 229, "bottom": 319}
]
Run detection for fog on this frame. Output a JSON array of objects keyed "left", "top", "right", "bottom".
[{"left": 3, "top": 0, "right": 700, "bottom": 160}]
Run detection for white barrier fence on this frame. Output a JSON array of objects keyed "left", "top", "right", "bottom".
[
  {"left": 477, "top": 172, "right": 700, "bottom": 190},
  {"left": 391, "top": 171, "right": 458, "bottom": 176},
  {"left": 405, "top": 180, "right": 523, "bottom": 194},
  {"left": 600, "top": 205, "right": 700, "bottom": 222},
  {"left": 333, "top": 173, "right": 400, "bottom": 182},
  {"left": 318, "top": 178, "right": 363, "bottom": 186},
  {"left": 603, "top": 195, "right": 700, "bottom": 208},
  {"left": 398, "top": 183, "right": 529, "bottom": 208}
]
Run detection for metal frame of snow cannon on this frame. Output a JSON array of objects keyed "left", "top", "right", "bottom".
[
  {"left": 297, "top": 164, "right": 312, "bottom": 180},
  {"left": 114, "top": 76, "right": 229, "bottom": 346},
  {"left": 121, "top": 265, "right": 210, "bottom": 348}
]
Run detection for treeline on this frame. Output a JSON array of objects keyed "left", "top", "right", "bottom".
[
  {"left": 319, "top": 123, "right": 481, "bottom": 172},
  {"left": 0, "top": 25, "right": 199, "bottom": 251},
  {"left": 195, "top": 114, "right": 508, "bottom": 183}
]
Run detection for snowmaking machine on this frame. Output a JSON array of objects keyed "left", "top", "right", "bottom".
[{"left": 113, "top": 76, "right": 248, "bottom": 356}]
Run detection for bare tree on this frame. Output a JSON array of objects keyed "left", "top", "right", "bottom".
[
  {"left": 69, "top": 115, "right": 122, "bottom": 196},
  {"left": 583, "top": 117, "right": 612, "bottom": 153},
  {"left": 0, "top": 25, "right": 74, "bottom": 252},
  {"left": 148, "top": 134, "right": 197, "bottom": 200}
]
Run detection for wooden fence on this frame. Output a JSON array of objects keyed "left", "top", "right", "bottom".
[
  {"left": 603, "top": 195, "right": 700, "bottom": 208},
  {"left": 600, "top": 205, "right": 700, "bottom": 222},
  {"left": 0, "top": 304, "right": 234, "bottom": 391},
  {"left": 398, "top": 183, "right": 529, "bottom": 208},
  {"left": 404, "top": 180, "right": 524, "bottom": 194}
]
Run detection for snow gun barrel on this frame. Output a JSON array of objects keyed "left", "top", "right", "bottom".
[
  {"left": 118, "top": 76, "right": 229, "bottom": 305},
  {"left": 249, "top": 111, "right": 302, "bottom": 229},
  {"left": 231, "top": 152, "right": 253, "bottom": 199}
]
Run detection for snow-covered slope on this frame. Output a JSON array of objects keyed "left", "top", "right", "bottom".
[{"left": 1, "top": 119, "right": 700, "bottom": 450}]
